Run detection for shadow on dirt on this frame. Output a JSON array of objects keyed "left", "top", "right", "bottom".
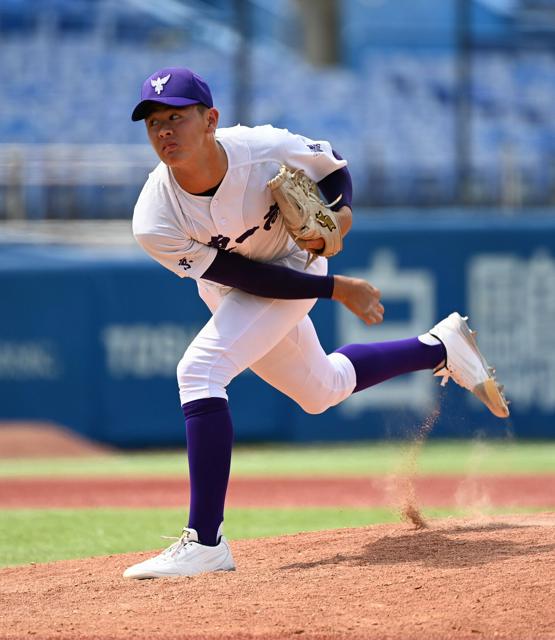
[{"left": 280, "top": 522, "right": 555, "bottom": 571}]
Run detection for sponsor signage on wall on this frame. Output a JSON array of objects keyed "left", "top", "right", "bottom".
[{"left": 1, "top": 213, "right": 554, "bottom": 445}]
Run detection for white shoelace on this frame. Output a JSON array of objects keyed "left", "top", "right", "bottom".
[
  {"left": 435, "top": 368, "right": 451, "bottom": 387},
  {"left": 160, "top": 529, "right": 195, "bottom": 558},
  {"left": 434, "top": 364, "right": 473, "bottom": 391}
]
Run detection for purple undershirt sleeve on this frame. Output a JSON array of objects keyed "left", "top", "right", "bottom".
[
  {"left": 201, "top": 250, "right": 334, "bottom": 300},
  {"left": 317, "top": 150, "right": 353, "bottom": 211}
]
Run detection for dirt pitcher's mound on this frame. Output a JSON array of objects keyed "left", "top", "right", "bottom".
[
  {"left": 1, "top": 513, "right": 554, "bottom": 640},
  {"left": 0, "top": 422, "right": 112, "bottom": 458}
]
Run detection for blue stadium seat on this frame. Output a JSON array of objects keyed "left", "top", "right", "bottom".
[{"left": 2, "top": 1, "right": 555, "bottom": 212}]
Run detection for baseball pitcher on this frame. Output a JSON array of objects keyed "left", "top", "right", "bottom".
[{"left": 124, "top": 67, "right": 509, "bottom": 579}]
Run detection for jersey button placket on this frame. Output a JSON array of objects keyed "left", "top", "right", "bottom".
[{"left": 211, "top": 198, "right": 228, "bottom": 226}]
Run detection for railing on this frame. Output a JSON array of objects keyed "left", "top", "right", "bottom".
[
  {"left": 0, "top": 144, "right": 157, "bottom": 220},
  {"left": 1, "top": 141, "right": 554, "bottom": 220}
]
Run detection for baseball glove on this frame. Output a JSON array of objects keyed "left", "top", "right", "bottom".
[{"left": 267, "top": 165, "right": 343, "bottom": 268}]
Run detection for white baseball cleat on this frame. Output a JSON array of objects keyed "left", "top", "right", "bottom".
[
  {"left": 429, "top": 312, "right": 510, "bottom": 419},
  {"left": 123, "top": 525, "right": 235, "bottom": 579}
]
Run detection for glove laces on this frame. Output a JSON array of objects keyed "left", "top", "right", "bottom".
[{"left": 291, "top": 168, "right": 342, "bottom": 209}]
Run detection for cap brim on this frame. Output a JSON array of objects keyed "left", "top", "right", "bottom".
[{"left": 131, "top": 97, "right": 202, "bottom": 121}]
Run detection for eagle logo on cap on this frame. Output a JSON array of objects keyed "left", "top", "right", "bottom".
[{"left": 151, "top": 74, "right": 171, "bottom": 95}]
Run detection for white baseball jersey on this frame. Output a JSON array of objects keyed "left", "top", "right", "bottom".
[
  {"left": 133, "top": 123, "right": 356, "bottom": 409},
  {"left": 132, "top": 124, "right": 347, "bottom": 284}
]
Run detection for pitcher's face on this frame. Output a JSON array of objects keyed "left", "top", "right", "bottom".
[{"left": 145, "top": 105, "right": 217, "bottom": 167}]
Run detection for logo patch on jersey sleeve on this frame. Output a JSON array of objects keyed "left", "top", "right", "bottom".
[
  {"left": 178, "top": 257, "right": 193, "bottom": 270},
  {"left": 307, "top": 143, "right": 323, "bottom": 154}
]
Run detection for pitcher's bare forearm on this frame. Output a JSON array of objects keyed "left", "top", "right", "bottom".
[
  {"left": 332, "top": 274, "right": 384, "bottom": 326},
  {"left": 335, "top": 205, "right": 352, "bottom": 238}
]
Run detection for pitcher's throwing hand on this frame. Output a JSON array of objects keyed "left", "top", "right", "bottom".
[{"left": 332, "top": 276, "right": 384, "bottom": 325}]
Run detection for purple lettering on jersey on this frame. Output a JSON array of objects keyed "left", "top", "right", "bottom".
[
  {"left": 263, "top": 204, "right": 280, "bottom": 230},
  {"left": 208, "top": 235, "right": 232, "bottom": 250},
  {"left": 235, "top": 226, "right": 259, "bottom": 244},
  {"left": 178, "top": 257, "right": 193, "bottom": 270}
]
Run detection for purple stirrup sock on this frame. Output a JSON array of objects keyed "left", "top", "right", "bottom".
[
  {"left": 336, "top": 337, "right": 446, "bottom": 393},
  {"left": 182, "top": 397, "right": 233, "bottom": 546}
]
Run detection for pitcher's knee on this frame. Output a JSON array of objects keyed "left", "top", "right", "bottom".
[
  {"left": 176, "top": 353, "right": 227, "bottom": 403},
  {"left": 297, "top": 395, "right": 332, "bottom": 415}
]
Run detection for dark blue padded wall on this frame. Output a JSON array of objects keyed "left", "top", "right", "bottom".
[{"left": 1, "top": 211, "right": 554, "bottom": 446}]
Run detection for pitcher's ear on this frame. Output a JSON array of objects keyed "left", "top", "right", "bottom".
[{"left": 206, "top": 107, "right": 219, "bottom": 132}]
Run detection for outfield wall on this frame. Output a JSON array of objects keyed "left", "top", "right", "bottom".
[{"left": 1, "top": 211, "right": 554, "bottom": 446}]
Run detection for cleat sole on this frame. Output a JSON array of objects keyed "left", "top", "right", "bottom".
[
  {"left": 458, "top": 316, "right": 510, "bottom": 419},
  {"left": 430, "top": 312, "right": 511, "bottom": 419},
  {"left": 474, "top": 378, "right": 510, "bottom": 419}
]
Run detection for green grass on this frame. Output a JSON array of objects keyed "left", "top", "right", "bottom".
[
  {"left": 1, "top": 441, "right": 552, "bottom": 567},
  {"left": 0, "top": 507, "right": 392, "bottom": 566},
  {"left": 0, "top": 505, "right": 546, "bottom": 568},
  {"left": 0, "top": 440, "right": 553, "bottom": 478}
]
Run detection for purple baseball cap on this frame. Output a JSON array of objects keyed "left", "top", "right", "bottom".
[{"left": 131, "top": 67, "right": 213, "bottom": 121}]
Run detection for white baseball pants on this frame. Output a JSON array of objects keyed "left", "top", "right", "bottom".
[{"left": 177, "top": 266, "right": 356, "bottom": 414}]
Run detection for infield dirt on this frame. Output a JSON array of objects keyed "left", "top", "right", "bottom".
[
  {"left": 1, "top": 474, "right": 553, "bottom": 509},
  {"left": 1, "top": 513, "right": 554, "bottom": 640},
  {"left": 0, "top": 422, "right": 112, "bottom": 458},
  {"left": 2, "top": 425, "right": 553, "bottom": 638}
]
